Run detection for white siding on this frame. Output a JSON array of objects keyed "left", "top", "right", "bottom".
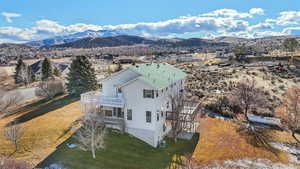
[
  {"left": 122, "top": 80, "right": 157, "bottom": 131},
  {"left": 100, "top": 68, "right": 185, "bottom": 147},
  {"left": 121, "top": 78, "right": 185, "bottom": 146},
  {"left": 102, "top": 70, "right": 139, "bottom": 97}
]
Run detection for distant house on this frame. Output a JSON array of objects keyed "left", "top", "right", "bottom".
[
  {"left": 102, "top": 55, "right": 114, "bottom": 61},
  {"left": 81, "top": 63, "right": 188, "bottom": 147},
  {"left": 30, "top": 60, "right": 70, "bottom": 80},
  {"left": 114, "top": 56, "right": 136, "bottom": 64},
  {"left": 176, "top": 55, "right": 199, "bottom": 62}
]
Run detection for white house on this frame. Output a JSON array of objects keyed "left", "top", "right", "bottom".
[{"left": 81, "top": 63, "right": 187, "bottom": 147}]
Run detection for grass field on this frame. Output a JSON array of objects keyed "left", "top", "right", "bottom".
[
  {"left": 0, "top": 95, "right": 81, "bottom": 167},
  {"left": 37, "top": 130, "right": 198, "bottom": 169},
  {"left": 193, "top": 118, "right": 298, "bottom": 167}
]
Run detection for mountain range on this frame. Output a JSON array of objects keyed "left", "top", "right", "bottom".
[
  {"left": 49, "top": 35, "right": 229, "bottom": 49},
  {"left": 26, "top": 30, "right": 122, "bottom": 47}
]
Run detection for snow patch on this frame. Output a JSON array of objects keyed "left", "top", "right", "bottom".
[
  {"left": 270, "top": 142, "right": 300, "bottom": 164},
  {"left": 195, "top": 159, "right": 298, "bottom": 169}
]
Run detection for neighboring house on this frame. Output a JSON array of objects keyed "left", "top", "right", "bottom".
[
  {"left": 30, "top": 60, "right": 70, "bottom": 80},
  {"left": 81, "top": 63, "right": 187, "bottom": 147}
]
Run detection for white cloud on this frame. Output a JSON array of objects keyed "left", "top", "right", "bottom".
[
  {"left": 1, "top": 12, "right": 21, "bottom": 23},
  {"left": 201, "top": 9, "right": 252, "bottom": 18},
  {"left": 248, "top": 22, "right": 273, "bottom": 31},
  {"left": 1, "top": 8, "right": 299, "bottom": 43},
  {"left": 106, "top": 16, "right": 249, "bottom": 36},
  {"left": 272, "top": 11, "right": 300, "bottom": 25},
  {"left": 0, "top": 16, "right": 251, "bottom": 42},
  {"left": 249, "top": 8, "right": 265, "bottom": 15}
]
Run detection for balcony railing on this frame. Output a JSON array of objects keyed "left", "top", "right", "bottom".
[
  {"left": 104, "top": 117, "right": 124, "bottom": 125},
  {"left": 99, "top": 95, "right": 124, "bottom": 108},
  {"left": 81, "top": 91, "right": 125, "bottom": 108}
]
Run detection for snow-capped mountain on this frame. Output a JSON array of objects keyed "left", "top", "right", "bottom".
[{"left": 26, "top": 29, "right": 122, "bottom": 47}]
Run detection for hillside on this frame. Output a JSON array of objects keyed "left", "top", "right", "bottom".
[{"left": 51, "top": 35, "right": 230, "bottom": 49}]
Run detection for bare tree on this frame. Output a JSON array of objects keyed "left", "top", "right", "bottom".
[
  {"left": 74, "top": 110, "right": 106, "bottom": 159},
  {"left": 0, "top": 90, "right": 23, "bottom": 115},
  {"left": 228, "top": 79, "right": 276, "bottom": 151},
  {"left": 277, "top": 87, "right": 300, "bottom": 143},
  {"left": 4, "top": 122, "right": 24, "bottom": 152},
  {"left": 228, "top": 78, "right": 269, "bottom": 121},
  {"left": 35, "top": 80, "right": 65, "bottom": 99},
  {"left": 168, "top": 93, "right": 193, "bottom": 142},
  {"left": 0, "top": 156, "right": 30, "bottom": 169}
]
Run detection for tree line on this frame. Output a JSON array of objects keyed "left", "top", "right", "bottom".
[{"left": 14, "top": 57, "right": 62, "bottom": 86}]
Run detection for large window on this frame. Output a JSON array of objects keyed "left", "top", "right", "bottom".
[
  {"left": 143, "top": 89, "right": 154, "bottom": 98},
  {"left": 146, "top": 111, "right": 152, "bottom": 123},
  {"left": 127, "top": 109, "right": 132, "bottom": 120},
  {"left": 157, "top": 113, "right": 159, "bottom": 121}
]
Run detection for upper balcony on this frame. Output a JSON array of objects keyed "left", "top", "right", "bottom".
[{"left": 81, "top": 91, "right": 125, "bottom": 108}]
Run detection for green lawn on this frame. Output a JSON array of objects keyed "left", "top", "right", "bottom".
[{"left": 37, "top": 130, "right": 198, "bottom": 169}]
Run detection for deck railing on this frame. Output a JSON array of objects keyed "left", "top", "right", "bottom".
[{"left": 81, "top": 91, "right": 125, "bottom": 108}]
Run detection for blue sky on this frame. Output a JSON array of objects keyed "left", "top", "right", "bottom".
[{"left": 1, "top": 0, "right": 300, "bottom": 43}]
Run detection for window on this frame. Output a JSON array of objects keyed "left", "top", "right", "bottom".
[
  {"left": 157, "top": 113, "right": 159, "bottom": 121},
  {"left": 143, "top": 89, "right": 154, "bottom": 98},
  {"left": 156, "top": 91, "right": 159, "bottom": 97},
  {"left": 113, "top": 108, "right": 117, "bottom": 116},
  {"left": 166, "top": 101, "right": 169, "bottom": 109},
  {"left": 163, "top": 124, "right": 166, "bottom": 132},
  {"left": 146, "top": 111, "right": 151, "bottom": 123},
  {"left": 117, "top": 108, "right": 124, "bottom": 118},
  {"left": 105, "top": 110, "right": 112, "bottom": 117},
  {"left": 161, "top": 111, "right": 163, "bottom": 117},
  {"left": 127, "top": 109, "right": 132, "bottom": 120}
]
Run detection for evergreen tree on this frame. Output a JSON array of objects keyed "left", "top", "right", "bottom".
[
  {"left": 14, "top": 59, "right": 27, "bottom": 85},
  {"left": 67, "top": 56, "right": 99, "bottom": 95},
  {"left": 25, "top": 66, "right": 35, "bottom": 85},
  {"left": 41, "top": 58, "right": 53, "bottom": 81}
]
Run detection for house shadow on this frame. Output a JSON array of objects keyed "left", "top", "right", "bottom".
[{"left": 6, "top": 95, "right": 80, "bottom": 127}]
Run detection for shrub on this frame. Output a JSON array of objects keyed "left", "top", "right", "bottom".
[
  {"left": 36, "top": 80, "right": 65, "bottom": 99},
  {"left": 0, "top": 156, "right": 30, "bottom": 169}
]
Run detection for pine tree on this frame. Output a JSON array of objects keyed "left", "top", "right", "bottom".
[
  {"left": 41, "top": 58, "right": 53, "bottom": 81},
  {"left": 25, "top": 66, "right": 35, "bottom": 85},
  {"left": 67, "top": 56, "right": 99, "bottom": 95},
  {"left": 14, "top": 59, "right": 27, "bottom": 85}
]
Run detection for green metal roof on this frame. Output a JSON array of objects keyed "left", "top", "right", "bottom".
[{"left": 128, "top": 63, "right": 186, "bottom": 89}]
